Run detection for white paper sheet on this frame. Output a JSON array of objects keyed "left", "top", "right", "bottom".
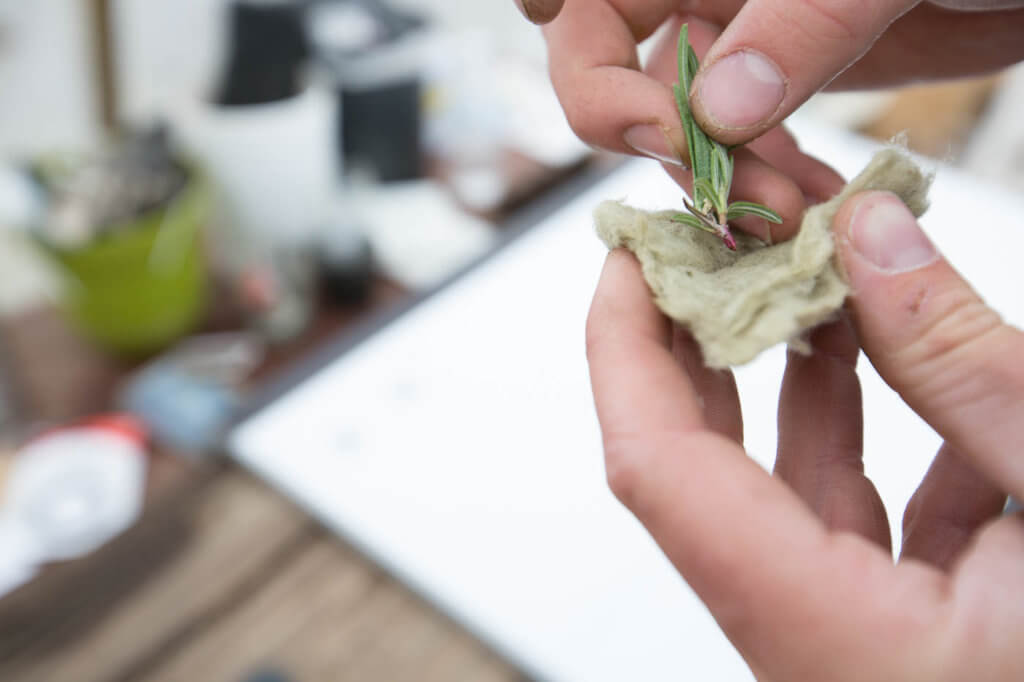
[{"left": 230, "top": 117, "right": 1024, "bottom": 681}]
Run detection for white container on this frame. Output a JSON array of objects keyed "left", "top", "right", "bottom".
[
  {"left": 173, "top": 85, "right": 339, "bottom": 248},
  {"left": 3, "top": 420, "right": 147, "bottom": 563}
]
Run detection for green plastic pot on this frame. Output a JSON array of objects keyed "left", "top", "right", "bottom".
[{"left": 43, "top": 174, "right": 211, "bottom": 356}]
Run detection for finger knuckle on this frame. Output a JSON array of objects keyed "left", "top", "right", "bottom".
[
  {"left": 554, "top": 65, "right": 623, "bottom": 146},
  {"left": 894, "top": 287, "right": 1005, "bottom": 381},
  {"left": 559, "top": 90, "right": 600, "bottom": 144},
  {"left": 603, "top": 430, "right": 718, "bottom": 520},
  {"left": 890, "top": 286, "right": 1024, "bottom": 424},
  {"left": 603, "top": 434, "right": 643, "bottom": 510},
  {"left": 944, "top": 519, "right": 1024, "bottom": 675},
  {"left": 789, "top": 0, "right": 868, "bottom": 44}
]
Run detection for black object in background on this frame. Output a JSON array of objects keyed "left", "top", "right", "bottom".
[
  {"left": 318, "top": 228, "right": 374, "bottom": 305},
  {"left": 342, "top": 79, "right": 421, "bottom": 182},
  {"left": 31, "top": 125, "right": 188, "bottom": 248},
  {"left": 217, "top": 0, "right": 310, "bottom": 106},
  {"left": 309, "top": 0, "right": 426, "bottom": 182}
]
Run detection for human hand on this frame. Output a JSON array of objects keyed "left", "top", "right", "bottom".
[
  {"left": 520, "top": 6, "right": 851, "bottom": 241},
  {"left": 520, "top": 0, "right": 1024, "bottom": 148},
  {"left": 585, "top": 190, "right": 1024, "bottom": 680}
]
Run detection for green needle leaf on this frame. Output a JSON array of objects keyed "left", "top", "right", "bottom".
[
  {"left": 694, "top": 178, "right": 726, "bottom": 216},
  {"left": 716, "top": 146, "right": 734, "bottom": 194},
  {"left": 674, "top": 84, "right": 696, "bottom": 168},
  {"left": 711, "top": 147, "right": 723, "bottom": 190},
  {"left": 672, "top": 24, "right": 781, "bottom": 248},
  {"left": 726, "top": 201, "right": 784, "bottom": 223},
  {"left": 678, "top": 25, "right": 695, "bottom": 97},
  {"left": 671, "top": 213, "right": 718, "bottom": 234}
]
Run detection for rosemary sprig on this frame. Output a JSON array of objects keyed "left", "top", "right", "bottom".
[{"left": 671, "top": 24, "right": 781, "bottom": 250}]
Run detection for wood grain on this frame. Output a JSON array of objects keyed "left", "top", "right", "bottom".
[
  {"left": 0, "top": 471, "right": 312, "bottom": 682},
  {"left": 0, "top": 468, "right": 524, "bottom": 682},
  {"left": 145, "top": 529, "right": 524, "bottom": 682}
]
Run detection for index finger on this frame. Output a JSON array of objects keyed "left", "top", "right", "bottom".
[
  {"left": 544, "top": 0, "right": 683, "bottom": 158},
  {"left": 586, "top": 250, "right": 947, "bottom": 672}
]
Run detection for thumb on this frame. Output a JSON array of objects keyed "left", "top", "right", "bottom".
[
  {"left": 835, "top": 190, "right": 1024, "bottom": 501},
  {"left": 690, "top": 0, "right": 918, "bottom": 145}
]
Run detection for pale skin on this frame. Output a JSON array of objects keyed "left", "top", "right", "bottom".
[
  {"left": 513, "top": 0, "right": 1024, "bottom": 678},
  {"left": 587, "top": 203, "right": 1024, "bottom": 679}
]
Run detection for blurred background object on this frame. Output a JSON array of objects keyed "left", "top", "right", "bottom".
[
  {"left": 217, "top": 0, "right": 309, "bottom": 107},
  {"left": 961, "top": 63, "right": 1024, "bottom": 193},
  {"left": 309, "top": 0, "right": 427, "bottom": 183},
  {"left": 0, "top": 1, "right": 1023, "bottom": 681},
  {"left": 0, "top": 416, "right": 148, "bottom": 591},
  {"left": 31, "top": 127, "right": 210, "bottom": 355},
  {"left": 174, "top": 0, "right": 335, "bottom": 343},
  {"left": 119, "top": 332, "right": 262, "bottom": 457},
  {"left": 0, "top": 1, "right": 102, "bottom": 157},
  {"left": 0, "top": 334, "right": 20, "bottom": 438}
]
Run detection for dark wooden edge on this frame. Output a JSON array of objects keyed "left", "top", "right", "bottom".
[{"left": 89, "top": 0, "right": 118, "bottom": 130}]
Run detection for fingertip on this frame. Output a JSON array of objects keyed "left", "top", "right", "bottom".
[
  {"left": 589, "top": 248, "right": 670, "bottom": 348},
  {"left": 691, "top": 49, "right": 787, "bottom": 145},
  {"left": 623, "top": 124, "right": 689, "bottom": 168},
  {"left": 514, "top": 0, "right": 565, "bottom": 24},
  {"left": 603, "top": 246, "right": 643, "bottom": 282},
  {"left": 601, "top": 246, "right": 643, "bottom": 289},
  {"left": 833, "top": 191, "right": 939, "bottom": 280}
]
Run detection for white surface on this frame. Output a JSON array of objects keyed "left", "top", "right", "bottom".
[
  {"left": 113, "top": 0, "right": 230, "bottom": 124},
  {"left": 350, "top": 179, "right": 497, "bottom": 291},
  {"left": 0, "top": 230, "right": 61, "bottom": 316},
  {"left": 0, "top": 1, "right": 100, "bottom": 156},
  {"left": 229, "top": 118, "right": 1024, "bottom": 681},
  {"left": 0, "top": 165, "right": 43, "bottom": 229}
]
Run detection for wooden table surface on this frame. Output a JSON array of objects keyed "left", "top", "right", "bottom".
[
  {"left": 0, "top": 462, "right": 525, "bottom": 682},
  {"left": 0, "top": 281, "right": 530, "bottom": 682}
]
